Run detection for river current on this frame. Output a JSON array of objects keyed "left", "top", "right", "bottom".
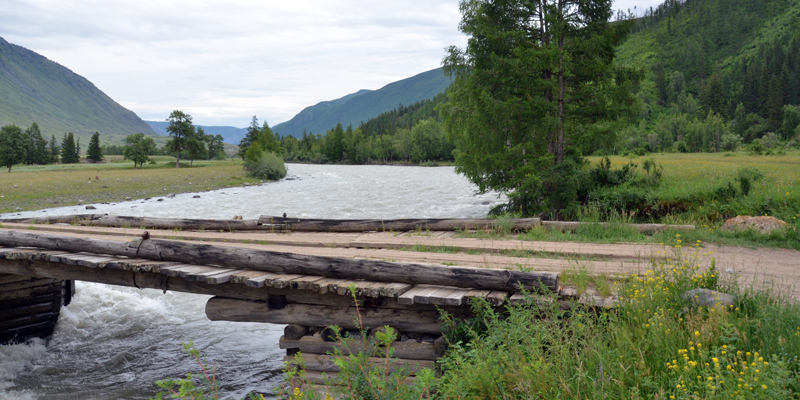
[{"left": 0, "top": 164, "right": 503, "bottom": 399}]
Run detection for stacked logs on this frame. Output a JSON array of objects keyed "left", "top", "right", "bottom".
[
  {"left": 0, "top": 273, "right": 74, "bottom": 343},
  {"left": 279, "top": 323, "right": 446, "bottom": 390}
]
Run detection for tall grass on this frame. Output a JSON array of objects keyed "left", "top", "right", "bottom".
[{"left": 435, "top": 251, "right": 800, "bottom": 398}]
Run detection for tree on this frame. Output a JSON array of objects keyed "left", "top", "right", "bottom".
[
  {"left": 0, "top": 125, "right": 27, "bottom": 172},
  {"left": 441, "top": 0, "right": 638, "bottom": 215},
  {"left": 75, "top": 138, "right": 81, "bottom": 161},
  {"left": 186, "top": 126, "right": 208, "bottom": 165},
  {"left": 238, "top": 116, "right": 261, "bottom": 159},
  {"left": 24, "top": 122, "right": 48, "bottom": 165},
  {"left": 123, "top": 133, "right": 157, "bottom": 169},
  {"left": 48, "top": 135, "right": 59, "bottom": 164},
  {"left": 87, "top": 131, "right": 104, "bottom": 163},
  {"left": 205, "top": 134, "right": 226, "bottom": 160},
  {"left": 60, "top": 132, "right": 79, "bottom": 164},
  {"left": 166, "top": 110, "right": 194, "bottom": 168}
]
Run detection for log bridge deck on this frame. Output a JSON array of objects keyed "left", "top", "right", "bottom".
[{"left": 0, "top": 219, "right": 619, "bottom": 389}]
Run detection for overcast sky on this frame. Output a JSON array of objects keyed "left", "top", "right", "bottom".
[{"left": 2, "top": 0, "right": 663, "bottom": 128}]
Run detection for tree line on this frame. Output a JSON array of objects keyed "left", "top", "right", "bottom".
[
  {"left": 0, "top": 122, "right": 106, "bottom": 172},
  {"left": 0, "top": 111, "right": 227, "bottom": 172}
]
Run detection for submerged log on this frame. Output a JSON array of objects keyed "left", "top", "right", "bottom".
[
  {"left": 205, "top": 297, "right": 444, "bottom": 333},
  {"left": 258, "top": 216, "right": 541, "bottom": 232},
  {"left": 0, "top": 231, "right": 560, "bottom": 292}
]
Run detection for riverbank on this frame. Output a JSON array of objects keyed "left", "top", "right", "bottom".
[{"left": 0, "top": 159, "right": 261, "bottom": 214}]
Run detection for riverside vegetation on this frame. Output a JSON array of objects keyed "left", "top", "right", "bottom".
[{"left": 153, "top": 243, "right": 800, "bottom": 399}]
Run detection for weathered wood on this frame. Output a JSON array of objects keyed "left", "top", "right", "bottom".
[
  {"left": 284, "top": 324, "right": 310, "bottom": 341},
  {"left": 205, "top": 297, "right": 444, "bottom": 333},
  {"left": 0, "top": 214, "right": 265, "bottom": 231},
  {"left": 258, "top": 215, "right": 541, "bottom": 232},
  {"left": 0, "top": 231, "right": 560, "bottom": 292},
  {"left": 279, "top": 334, "right": 439, "bottom": 360},
  {"left": 283, "top": 353, "right": 434, "bottom": 374},
  {"left": 541, "top": 220, "right": 695, "bottom": 234},
  {"left": 0, "top": 302, "right": 58, "bottom": 321},
  {"left": 0, "top": 283, "right": 62, "bottom": 301}
]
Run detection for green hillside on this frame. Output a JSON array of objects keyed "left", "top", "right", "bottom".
[
  {"left": 612, "top": 0, "right": 800, "bottom": 152},
  {"left": 0, "top": 37, "right": 157, "bottom": 145},
  {"left": 272, "top": 68, "right": 452, "bottom": 138}
]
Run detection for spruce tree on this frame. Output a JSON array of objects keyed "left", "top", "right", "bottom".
[
  {"left": 87, "top": 131, "right": 103, "bottom": 162},
  {"left": 61, "top": 132, "right": 78, "bottom": 164},
  {"left": 48, "top": 135, "right": 59, "bottom": 164}
]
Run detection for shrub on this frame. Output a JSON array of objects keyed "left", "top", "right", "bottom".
[{"left": 243, "top": 151, "right": 287, "bottom": 181}]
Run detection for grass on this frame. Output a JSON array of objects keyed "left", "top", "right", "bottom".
[
  {"left": 403, "top": 244, "right": 607, "bottom": 262},
  {"left": 0, "top": 158, "right": 259, "bottom": 213}
]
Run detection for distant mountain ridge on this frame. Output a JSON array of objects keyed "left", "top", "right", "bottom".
[
  {"left": 273, "top": 68, "right": 453, "bottom": 138},
  {"left": 145, "top": 121, "right": 246, "bottom": 145},
  {"left": 0, "top": 36, "right": 156, "bottom": 145}
]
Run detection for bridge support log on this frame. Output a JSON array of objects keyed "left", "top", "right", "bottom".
[
  {"left": 0, "top": 273, "right": 73, "bottom": 344},
  {"left": 0, "top": 231, "right": 559, "bottom": 292},
  {"left": 205, "top": 297, "right": 444, "bottom": 334}
]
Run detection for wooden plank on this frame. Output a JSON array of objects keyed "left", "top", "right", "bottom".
[
  {"left": 286, "top": 275, "right": 327, "bottom": 291},
  {"left": 0, "top": 283, "right": 61, "bottom": 301},
  {"left": 284, "top": 353, "right": 434, "bottom": 374},
  {"left": 206, "top": 297, "right": 443, "bottom": 333},
  {"left": 0, "top": 273, "right": 37, "bottom": 285},
  {"left": 432, "top": 288, "right": 471, "bottom": 307},
  {"left": 201, "top": 269, "right": 244, "bottom": 284},
  {"left": 229, "top": 270, "right": 272, "bottom": 285},
  {"left": 0, "top": 302, "right": 58, "bottom": 321},
  {"left": 269, "top": 274, "right": 305, "bottom": 289},
  {"left": 279, "top": 334, "right": 439, "bottom": 360},
  {"left": 0, "top": 231, "right": 560, "bottom": 292},
  {"left": 377, "top": 282, "right": 413, "bottom": 298},
  {"left": 397, "top": 285, "right": 438, "bottom": 305},
  {"left": 413, "top": 285, "right": 452, "bottom": 305},
  {"left": 485, "top": 291, "right": 508, "bottom": 306},
  {"left": 158, "top": 264, "right": 210, "bottom": 277},
  {"left": 105, "top": 258, "right": 178, "bottom": 273}
]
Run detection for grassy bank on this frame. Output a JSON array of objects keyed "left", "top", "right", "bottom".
[{"left": 0, "top": 158, "right": 260, "bottom": 214}]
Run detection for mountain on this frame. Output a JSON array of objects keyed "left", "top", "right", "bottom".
[
  {"left": 145, "top": 121, "right": 246, "bottom": 144},
  {"left": 0, "top": 37, "right": 157, "bottom": 145},
  {"left": 273, "top": 68, "right": 453, "bottom": 137}
]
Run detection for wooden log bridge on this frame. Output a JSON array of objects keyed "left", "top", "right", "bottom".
[{"left": 0, "top": 228, "right": 615, "bottom": 390}]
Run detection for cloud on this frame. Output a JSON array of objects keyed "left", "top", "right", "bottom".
[{"left": 1, "top": 0, "right": 661, "bottom": 127}]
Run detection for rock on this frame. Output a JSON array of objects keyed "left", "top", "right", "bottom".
[
  {"left": 125, "top": 197, "right": 132, "bottom": 201},
  {"left": 15, "top": 207, "right": 21, "bottom": 211},
  {"left": 481, "top": 201, "right": 490, "bottom": 205},
  {"left": 157, "top": 198, "right": 164, "bottom": 202},
  {"left": 85, "top": 205, "right": 96, "bottom": 210},
  {"left": 192, "top": 195, "right": 201, "bottom": 198},
  {"left": 167, "top": 194, "right": 176, "bottom": 198},
  {"left": 12, "top": 185, "right": 18, "bottom": 188},
  {"left": 682, "top": 288, "right": 735, "bottom": 309},
  {"left": 721, "top": 215, "right": 789, "bottom": 234},
  {"left": 724, "top": 268, "right": 734, "bottom": 273},
  {"left": 102, "top": 185, "right": 108, "bottom": 188}
]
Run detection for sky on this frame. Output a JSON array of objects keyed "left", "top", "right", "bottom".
[{"left": 1, "top": 0, "right": 663, "bottom": 128}]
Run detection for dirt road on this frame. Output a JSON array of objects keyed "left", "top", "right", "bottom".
[{"left": 1, "top": 222, "right": 797, "bottom": 300}]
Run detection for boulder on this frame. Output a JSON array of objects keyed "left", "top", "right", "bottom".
[
  {"left": 721, "top": 215, "right": 789, "bottom": 234},
  {"left": 682, "top": 288, "right": 734, "bottom": 309}
]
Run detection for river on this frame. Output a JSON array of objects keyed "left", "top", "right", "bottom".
[{"left": 0, "top": 164, "right": 503, "bottom": 400}]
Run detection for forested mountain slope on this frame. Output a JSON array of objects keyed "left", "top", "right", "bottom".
[
  {"left": 613, "top": 0, "right": 800, "bottom": 152},
  {"left": 0, "top": 37, "right": 157, "bottom": 144},
  {"left": 272, "top": 68, "right": 452, "bottom": 138}
]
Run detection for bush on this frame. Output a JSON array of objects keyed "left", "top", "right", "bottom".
[{"left": 243, "top": 151, "right": 287, "bottom": 181}]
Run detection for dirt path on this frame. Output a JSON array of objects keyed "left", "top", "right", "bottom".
[{"left": 2, "top": 222, "right": 798, "bottom": 300}]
